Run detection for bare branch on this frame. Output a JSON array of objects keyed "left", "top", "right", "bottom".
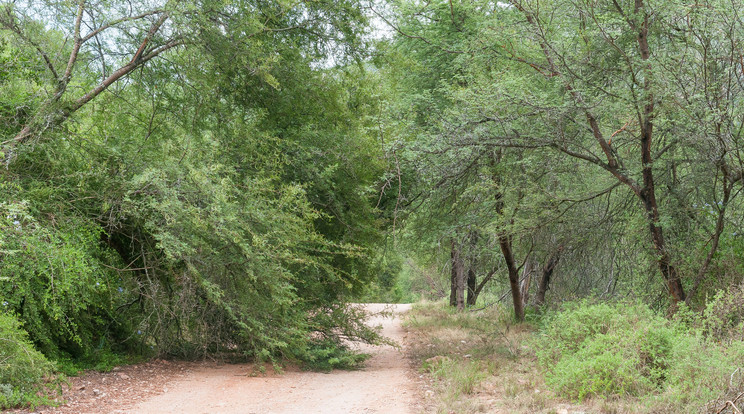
[
  {"left": 58, "top": 0, "right": 87, "bottom": 96},
  {"left": 0, "top": 7, "right": 59, "bottom": 81},
  {"left": 72, "top": 38, "right": 183, "bottom": 112},
  {"left": 80, "top": 10, "right": 165, "bottom": 43}
]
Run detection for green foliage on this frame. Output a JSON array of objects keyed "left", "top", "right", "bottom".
[
  {"left": 381, "top": 0, "right": 744, "bottom": 311},
  {"left": 55, "top": 350, "right": 142, "bottom": 377},
  {"left": 537, "top": 300, "right": 744, "bottom": 412},
  {"left": 0, "top": 312, "right": 58, "bottom": 409},
  {"left": 0, "top": 200, "right": 124, "bottom": 358},
  {"left": 0, "top": 0, "right": 390, "bottom": 393},
  {"left": 0, "top": 30, "right": 45, "bottom": 138},
  {"left": 536, "top": 301, "right": 665, "bottom": 400},
  {"left": 300, "top": 339, "right": 369, "bottom": 372}
]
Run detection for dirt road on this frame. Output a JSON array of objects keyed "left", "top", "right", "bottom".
[{"left": 118, "top": 303, "right": 417, "bottom": 414}]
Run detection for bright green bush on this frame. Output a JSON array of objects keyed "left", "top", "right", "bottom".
[
  {"left": 536, "top": 301, "right": 671, "bottom": 400},
  {"left": 0, "top": 200, "right": 124, "bottom": 358},
  {"left": 537, "top": 299, "right": 744, "bottom": 412},
  {"left": 0, "top": 312, "right": 57, "bottom": 409}
]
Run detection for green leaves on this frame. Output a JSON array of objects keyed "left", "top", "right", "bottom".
[
  {"left": 0, "top": 0, "right": 388, "bottom": 375},
  {"left": 0, "top": 201, "right": 120, "bottom": 357}
]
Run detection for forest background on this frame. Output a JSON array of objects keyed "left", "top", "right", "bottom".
[{"left": 2, "top": 0, "right": 744, "bottom": 412}]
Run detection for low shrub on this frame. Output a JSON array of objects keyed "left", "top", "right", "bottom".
[
  {"left": 536, "top": 301, "right": 670, "bottom": 400},
  {"left": 0, "top": 312, "right": 58, "bottom": 409},
  {"left": 536, "top": 298, "right": 744, "bottom": 412},
  {"left": 300, "top": 339, "right": 369, "bottom": 372}
]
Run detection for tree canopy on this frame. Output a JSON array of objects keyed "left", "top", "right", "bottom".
[{"left": 2, "top": 0, "right": 744, "bottom": 388}]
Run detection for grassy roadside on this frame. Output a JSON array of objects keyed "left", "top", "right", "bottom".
[
  {"left": 403, "top": 301, "right": 588, "bottom": 414},
  {"left": 403, "top": 300, "right": 744, "bottom": 414}
]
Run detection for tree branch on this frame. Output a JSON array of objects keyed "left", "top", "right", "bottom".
[
  {"left": 58, "top": 0, "right": 86, "bottom": 98},
  {"left": 0, "top": 7, "right": 59, "bottom": 81},
  {"left": 72, "top": 38, "right": 182, "bottom": 112},
  {"left": 80, "top": 10, "right": 165, "bottom": 43}
]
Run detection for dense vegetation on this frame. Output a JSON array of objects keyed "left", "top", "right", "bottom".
[
  {"left": 379, "top": 0, "right": 744, "bottom": 318},
  {"left": 2, "top": 0, "right": 744, "bottom": 411},
  {"left": 406, "top": 298, "right": 744, "bottom": 413},
  {"left": 0, "top": 0, "right": 396, "bottom": 407}
]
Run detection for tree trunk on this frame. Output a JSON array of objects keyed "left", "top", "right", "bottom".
[
  {"left": 499, "top": 235, "right": 524, "bottom": 321},
  {"left": 490, "top": 152, "right": 524, "bottom": 321},
  {"left": 520, "top": 260, "right": 533, "bottom": 308},
  {"left": 450, "top": 240, "right": 457, "bottom": 307},
  {"left": 644, "top": 206, "right": 685, "bottom": 302},
  {"left": 512, "top": 0, "right": 686, "bottom": 304},
  {"left": 473, "top": 267, "right": 497, "bottom": 301},
  {"left": 453, "top": 242, "right": 466, "bottom": 310},
  {"left": 635, "top": 0, "right": 686, "bottom": 304},
  {"left": 536, "top": 246, "right": 563, "bottom": 306},
  {"left": 467, "top": 266, "right": 477, "bottom": 306},
  {"left": 466, "top": 230, "right": 479, "bottom": 306},
  {"left": 687, "top": 177, "right": 731, "bottom": 304}
]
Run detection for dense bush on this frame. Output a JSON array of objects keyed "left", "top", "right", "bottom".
[
  {"left": 536, "top": 302, "right": 669, "bottom": 400},
  {"left": 536, "top": 299, "right": 744, "bottom": 412},
  {"left": 0, "top": 200, "right": 126, "bottom": 359},
  {"left": 0, "top": 312, "right": 57, "bottom": 409}
]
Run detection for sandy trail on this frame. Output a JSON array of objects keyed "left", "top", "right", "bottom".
[{"left": 121, "top": 303, "right": 416, "bottom": 414}]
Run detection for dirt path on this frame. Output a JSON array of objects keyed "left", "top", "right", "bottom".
[
  {"left": 124, "top": 303, "right": 416, "bottom": 414},
  {"left": 17, "top": 303, "right": 420, "bottom": 414}
]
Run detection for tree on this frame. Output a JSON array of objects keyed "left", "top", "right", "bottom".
[
  {"left": 384, "top": 0, "right": 744, "bottom": 307},
  {"left": 0, "top": 0, "right": 387, "bottom": 363},
  {"left": 0, "top": 0, "right": 181, "bottom": 156}
]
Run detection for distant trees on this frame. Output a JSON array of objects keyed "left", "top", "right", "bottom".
[{"left": 380, "top": 0, "right": 744, "bottom": 317}]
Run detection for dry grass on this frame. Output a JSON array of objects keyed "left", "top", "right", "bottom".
[{"left": 403, "top": 300, "right": 648, "bottom": 414}]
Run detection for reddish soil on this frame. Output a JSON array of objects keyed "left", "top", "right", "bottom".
[{"left": 8, "top": 304, "right": 422, "bottom": 414}]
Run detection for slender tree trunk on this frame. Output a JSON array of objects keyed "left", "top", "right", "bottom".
[
  {"left": 453, "top": 242, "right": 466, "bottom": 310},
  {"left": 635, "top": 0, "right": 685, "bottom": 303},
  {"left": 499, "top": 234, "right": 524, "bottom": 321},
  {"left": 466, "top": 230, "right": 479, "bottom": 306},
  {"left": 473, "top": 267, "right": 497, "bottom": 301},
  {"left": 536, "top": 246, "right": 563, "bottom": 306},
  {"left": 490, "top": 151, "right": 524, "bottom": 320},
  {"left": 450, "top": 240, "right": 457, "bottom": 307},
  {"left": 687, "top": 177, "right": 731, "bottom": 303},
  {"left": 467, "top": 266, "right": 477, "bottom": 306},
  {"left": 520, "top": 260, "right": 533, "bottom": 308},
  {"left": 644, "top": 203, "right": 686, "bottom": 302}
]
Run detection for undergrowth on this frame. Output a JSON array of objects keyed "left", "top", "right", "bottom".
[
  {"left": 404, "top": 301, "right": 549, "bottom": 414},
  {"left": 0, "top": 312, "right": 60, "bottom": 410},
  {"left": 300, "top": 339, "right": 370, "bottom": 372},
  {"left": 407, "top": 294, "right": 744, "bottom": 414},
  {"left": 536, "top": 292, "right": 744, "bottom": 413}
]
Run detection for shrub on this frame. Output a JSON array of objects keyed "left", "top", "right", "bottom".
[
  {"left": 300, "top": 339, "right": 369, "bottom": 372},
  {"left": 0, "top": 312, "right": 57, "bottom": 409},
  {"left": 537, "top": 298, "right": 744, "bottom": 412},
  {"left": 0, "top": 201, "right": 124, "bottom": 359},
  {"left": 536, "top": 301, "right": 671, "bottom": 400}
]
